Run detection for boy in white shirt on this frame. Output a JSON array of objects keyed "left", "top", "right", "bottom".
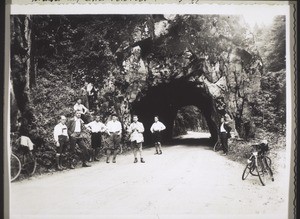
[
  {"left": 53, "top": 115, "right": 69, "bottom": 170},
  {"left": 105, "top": 114, "right": 122, "bottom": 163},
  {"left": 85, "top": 115, "right": 107, "bottom": 161},
  {"left": 73, "top": 98, "right": 89, "bottom": 122},
  {"left": 128, "top": 115, "right": 145, "bottom": 163},
  {"left": 150, "top": 116, "right": 166, "bottom": 155}
]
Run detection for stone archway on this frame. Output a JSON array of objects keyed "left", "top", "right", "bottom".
[
  {"left": 131, "top": 79, "right": 219, "bottom": 144},
  {"left": 97, "top": 15, "right": 262, "bottom": 143}
]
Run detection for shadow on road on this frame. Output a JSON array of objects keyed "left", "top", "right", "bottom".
[{"left": 166, "top": 137, "right": 214, "bottom": 147}]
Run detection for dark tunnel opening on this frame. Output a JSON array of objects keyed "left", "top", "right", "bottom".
[{"left": 131, "top": 79, "right": 219, "bottom": 146}]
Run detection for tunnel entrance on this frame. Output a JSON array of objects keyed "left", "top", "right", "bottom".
[
  {"left": 173, "top": 105, "right": 210, "bottom": 137},
  {"left": 131, "top": 79, "right": 219, "bottom": 146}
]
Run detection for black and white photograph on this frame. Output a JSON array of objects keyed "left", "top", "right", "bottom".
[{"left": 5, "top": 2, "right": 296, "bottom": 219}]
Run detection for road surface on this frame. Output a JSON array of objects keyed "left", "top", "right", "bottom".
[{"left": 10, "top": 132, "right": 289, "bottom": 219}]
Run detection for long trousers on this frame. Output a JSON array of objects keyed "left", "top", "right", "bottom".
[
  {"left": 69, "top": 136, "right": 89, "bottom": 163},
  {"left": 220, "top": 132, "right": 228, "bottom": 153}
]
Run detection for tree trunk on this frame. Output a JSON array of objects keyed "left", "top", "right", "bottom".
[{"left": 11, "top": 15, "right": 36, "bottom": 136}]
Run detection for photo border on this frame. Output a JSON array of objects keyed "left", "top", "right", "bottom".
[{"left": 3, "top": 1, "right": 298, "bottom": 219}]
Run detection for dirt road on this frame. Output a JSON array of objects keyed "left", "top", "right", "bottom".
[{"left": 10, "top": 132, "right": 289, "bottom": 219}]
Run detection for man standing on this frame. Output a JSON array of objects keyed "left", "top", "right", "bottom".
[
  {"left": 73, "top": 98, "right": 89, "bottom": 122},
  {"left": 85, "top": 115, "right": 107, "bottom": 162},
  {"left": 128, "top": 115, "right": 145, "bottom": 163},
  {"left": 80, "top": 81, "right": 89, "bottom": 109},
  {"left": 105, "top": 114, "right": 122, "bottom": 163},
  {"left": 219, "top": 117, "right": 232, "bottom": 156},
  {"left": 150, "top": 116, "right": 166, "bottom": 155},
  {"left": 53, "top": 115, "right": 69, "bottom": 170},
  {"left": 67, "top": 110, "right": 91, "bottom": 168}
]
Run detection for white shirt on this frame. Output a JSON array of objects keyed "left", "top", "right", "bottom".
[
  {"left": 106, "top": 120, "right": 122, "bottom": 133},
  {"left": 128, "top": 122, "right": 144, "bottom": 143},
  {"left": 150, "top": 121, "right": 166, "bottom": 133},
  {"left": 86, "top": 121, "right": 107, "bottom": 133},
  {"left": 87, "top": 83, "right": 94, "bottom": 95},
  {"left": 74, "top": 118, "right": 82, "bottom": 132},
  {"left": 53, "top": 123, "right": 68, "bottom": 142},
  {"left": 18, "top": 136, "right": 34, "bottom": 151},
  {"left": 220, "top": 123, "right": 227, "bottom": 133},
  {"left": 74, "top": 103, "right": 88, "bottom": 114}
]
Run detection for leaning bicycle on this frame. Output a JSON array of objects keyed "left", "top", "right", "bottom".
[{"left": 242, "top": 141, "right": 274, "bottom": 186}]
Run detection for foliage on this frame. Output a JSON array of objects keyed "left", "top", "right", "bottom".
[
  {"left": 249, "top": 16, "right": 286, "bottom": 134},
  {"left": 253, "top": 16, "right": 286, "bottom": 72},
  {"left": 10, "top": 14, "right": 287, "bottom": 175},
  {"left": 249, "top": 69, "right": 286, "bottom": 133},
  {"left": 173, "top": 106, "right": 209, "bottom": 136}
]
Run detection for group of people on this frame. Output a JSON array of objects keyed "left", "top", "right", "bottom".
[{"left": 53, "top": 106, "right": 166, "bottom": 170}]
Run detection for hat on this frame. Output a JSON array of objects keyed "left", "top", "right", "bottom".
[{"left": 261, "top": 139, "right": 268, "bottom": 145}]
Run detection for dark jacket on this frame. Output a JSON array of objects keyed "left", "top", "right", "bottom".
[
  {"left": 67, "top": 118, "right": 86, "bottom": 136},
  {"left": 220, "top": 122, "right": 232, "bottom": 138}
]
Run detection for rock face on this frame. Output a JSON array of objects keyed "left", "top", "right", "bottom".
[
  {"left": 95, "top": 15, "right": 262, "bottom": 144},
  {"left": 10, "top": 14, "right": 263, "bottom": 145}
]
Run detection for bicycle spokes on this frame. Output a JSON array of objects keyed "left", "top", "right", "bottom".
[{"left": 242, "top": 155, "right": 274, "bottom": 186}]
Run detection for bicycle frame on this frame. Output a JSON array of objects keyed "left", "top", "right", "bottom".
[{"left": 242, "top": 145, "right": 274, "bottom": 186}]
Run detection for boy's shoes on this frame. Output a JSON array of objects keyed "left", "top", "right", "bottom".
[
  {"left": 141, "top": 158, "right": 145, "bottom": 163},
  {"left": 134, "top": 158, "right": 138, "bottom": 163},
  {"left": 82, "top": 162, "right": 91, "bottom": 167}
]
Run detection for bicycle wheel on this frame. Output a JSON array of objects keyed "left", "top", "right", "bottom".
[
  {"left": 256, "top": 158, "right": 266, "bottom": 186},
  {"left": 22, "top": 152, "right": 37, "bottom": 176},
  {"left": 264, "top": 157, "right": 275, "bottom": 182},
  {"left": 11, "top": 153, "right": 21, "bottom": 182},
  {"left": 213, "top": 141, "right": 219, "bottom": 152},
  {"left": 242, "top": 163, "right": 252, "bottom": 180}
]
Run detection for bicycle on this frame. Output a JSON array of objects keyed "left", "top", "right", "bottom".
[
  {"left": 242, "top": 143, "right": 274, "bottom": 186},
  {"left": 10, "top": 144, "right": 37, "bottom": 182},
  {"left": 213, "top": 139, "right": 221, "bottom": 152}
]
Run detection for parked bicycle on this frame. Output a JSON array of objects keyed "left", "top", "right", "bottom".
[
  {"left": 242, "top": 140, "right": 274, "bottom": 186},
  {"left": 10, "top": 136, "right": 37, "bottom": 182}
]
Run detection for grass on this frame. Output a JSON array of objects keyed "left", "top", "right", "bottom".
[{"left": 227, "top": 128, "right": 286, "bottom": 173}]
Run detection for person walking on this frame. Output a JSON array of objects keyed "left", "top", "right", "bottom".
[
  {"left": 150, "top": 116, "right": 166, "bottom": 155},
  {"left": 128, "top": 115, "right": 145, "bottom": 163},
  {"left": 85, "top": 115, "right": 107, "bottom": 162},
  {"left": 53, "top": 115, "right": 69, "bottom": 170},
  {"left": 67, "top": 110, "right": 91, "bottom": 168},
  {"left": 219, "top": 117, "right": 232, "bottom": 156},
  {"left": 105, "top": 114, "right": 122, "bottom": 163}
]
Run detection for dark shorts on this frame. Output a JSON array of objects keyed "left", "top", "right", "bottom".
[
  {"left": 104, "top": 133, "right": 121, "bottom": 150},
  {"left": 131, "top": 141, "right": 143, "bottom": 149},
  {"left": 91, "top": 132, "right": 102, "bottom": 149},
  {"left": 152, "top": 131, "right": 162, "bottom": 143},
  {"left": 57, "top": 135, "right": 69, "bottom": 154}
]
